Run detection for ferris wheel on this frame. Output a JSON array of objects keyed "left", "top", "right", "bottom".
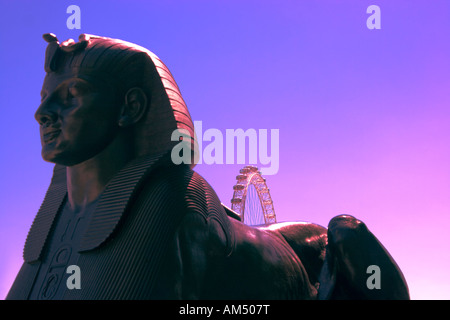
[{"left": 230, "top": 165, "right": 277, "bottom": 226}]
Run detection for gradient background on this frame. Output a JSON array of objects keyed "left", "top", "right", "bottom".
[{"left": 1, "top": 0, "right": 449, "bottom": 300}]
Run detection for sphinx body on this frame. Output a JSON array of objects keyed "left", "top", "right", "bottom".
[
  {"left": 7, "top": 155, "right": 409, "bottom": 300},
  {"left": 153, "top": 166, "right": 409, "bottom": 300},
  {"left": 7, "top": 34, "right": 409, "bottom": 300}
]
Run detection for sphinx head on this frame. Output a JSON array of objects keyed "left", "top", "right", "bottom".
[{"left": 35, "top": 33, "right": 197, "bottom": 167}]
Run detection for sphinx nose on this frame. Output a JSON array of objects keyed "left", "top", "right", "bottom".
[{"left": 35, "top": 100, "right": 58, "bottom": 127}]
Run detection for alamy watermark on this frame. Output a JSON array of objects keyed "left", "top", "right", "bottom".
[
  {"left": 366, "top": 5, "right": 381, "bottom": 30},
  {"left": 366, "top": 265, "right": 381, "bottom": 290},
  {"left": 66, "top": 5, "right": 81, "bottom": 29},
  {"left": 171, "top": 121, "right": 280, "bottom": 175},
  {"left": 66, "top": 265, "right": 81, "bottom": 290},
  {"left": 66, "top": 4, "right": 381, "bottom": 32}
]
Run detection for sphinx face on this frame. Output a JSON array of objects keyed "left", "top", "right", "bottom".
[{"left": 34, "top": 71, "right": 121, "bottom": 166}]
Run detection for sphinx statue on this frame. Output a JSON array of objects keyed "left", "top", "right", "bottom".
[{"left": 7, "top": 33, "right": 409, "bottom": 300}]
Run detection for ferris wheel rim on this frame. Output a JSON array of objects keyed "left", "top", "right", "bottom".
[{"left": 230, "top": 165, "right": 276, "bottom": 225}]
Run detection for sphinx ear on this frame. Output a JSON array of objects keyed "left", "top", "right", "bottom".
[{"left": 118, "top": 87, "right": 148, "bottom": 128}]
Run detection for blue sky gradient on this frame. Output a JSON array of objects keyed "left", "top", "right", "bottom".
[{"left": 1, "top": 0, "right": 449, "bottom": 299}]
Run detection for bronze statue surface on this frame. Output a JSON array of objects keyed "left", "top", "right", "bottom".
[{"left": 6, "top": 33, "right": 409, "bottom": 300}]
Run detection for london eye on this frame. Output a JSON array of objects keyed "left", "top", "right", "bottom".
[{"left": 230, "top": 165, "right": 277, "bottom": 226}]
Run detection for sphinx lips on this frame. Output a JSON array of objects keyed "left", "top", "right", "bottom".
[{"left": 43, "top": 130, "right": 61, "bottom": 143}]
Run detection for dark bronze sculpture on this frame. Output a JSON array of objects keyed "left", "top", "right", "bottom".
[{"left": 7, "top": 33, "right": 409, "bottom": 300}]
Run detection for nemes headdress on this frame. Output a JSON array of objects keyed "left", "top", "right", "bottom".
[{"left": 43, "top": 33, "right": 197, "bottom": 165}]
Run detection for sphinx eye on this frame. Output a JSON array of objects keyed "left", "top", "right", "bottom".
[
  {"left": 61, "top": 85, "right": 78, "bottom": 105},
  {"left": 68, "top": 81, "right": 91, "bottom": 97}
]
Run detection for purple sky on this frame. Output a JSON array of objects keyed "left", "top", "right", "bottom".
[{"left": 1, "top": 0, "right": 449, "bottom": 299}]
